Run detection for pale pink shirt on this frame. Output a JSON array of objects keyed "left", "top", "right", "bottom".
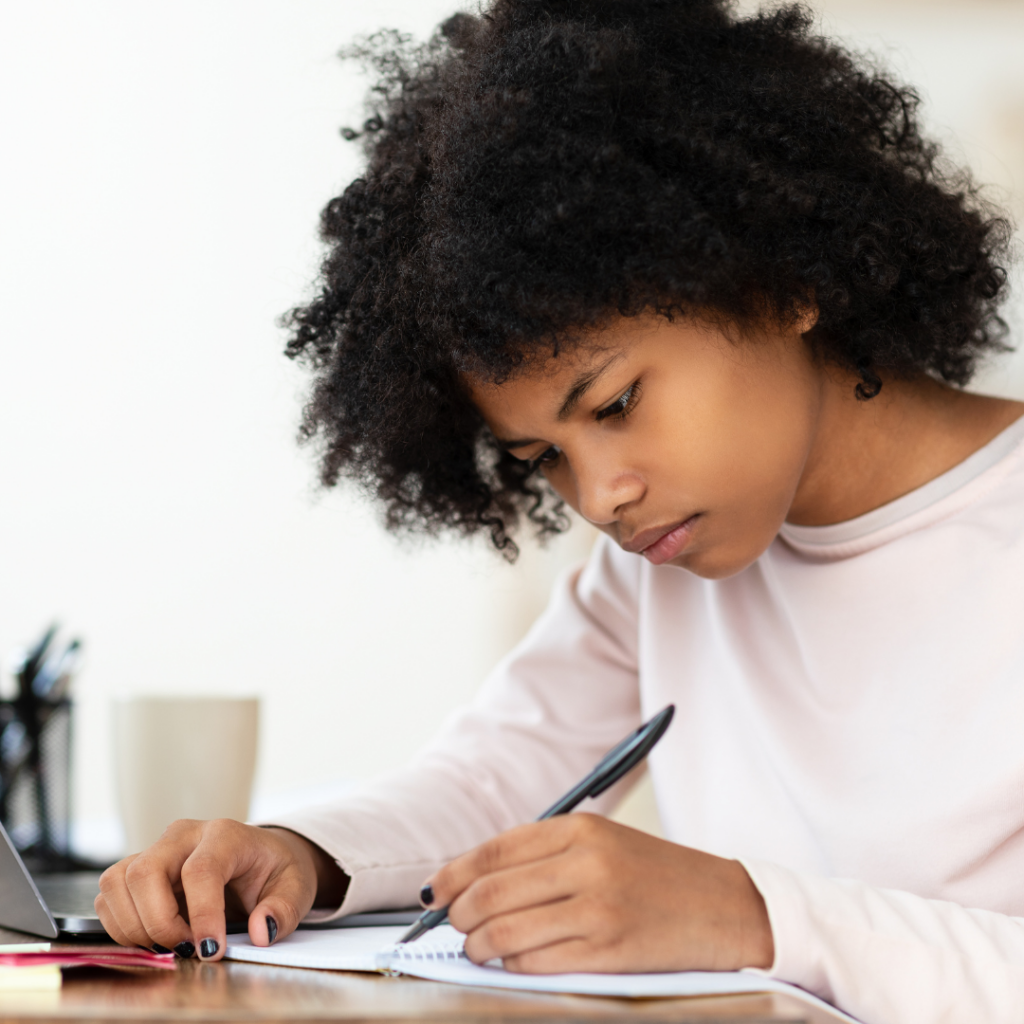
[{"left": 271, "top": 415, "right": 1024, "bottom": 1024}]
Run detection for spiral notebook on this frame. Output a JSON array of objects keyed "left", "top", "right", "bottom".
[{"left": 224, "top": 924, "right": 859, "bottom": 1021}]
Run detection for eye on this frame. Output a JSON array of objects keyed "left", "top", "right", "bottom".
[
  {"left": 532, "top": 445, "right": 562, "bottom": 468},
  {"left": 595, "top": 380, "right": 641, "bottom": 422}
]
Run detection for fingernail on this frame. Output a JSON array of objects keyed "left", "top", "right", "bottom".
[
  {"left": 152, "top": 944, "right": 172, "bottom": 954},
  {"left": 420, "top": 883, "right": 434, "bottom": 907},
  {"left": 173, "top": 941, "right": 195, "bottom": 959},
  {"left": 199, "top": 938, "right": 219, "bottom": 959},
  {"left": 266, "top": 916, "right": 278, "bottom": 944}
]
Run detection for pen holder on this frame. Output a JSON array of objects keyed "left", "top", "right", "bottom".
[{"left": 0, "top": 697, "right": 74, "bottom": 872}]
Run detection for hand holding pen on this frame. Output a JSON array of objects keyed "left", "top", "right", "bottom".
[
  {"left": 401, "top": 701, "right": 773, "bottom": 975},
  {"left": 400, "top": 705, "right": 675, "bottom": 944}
]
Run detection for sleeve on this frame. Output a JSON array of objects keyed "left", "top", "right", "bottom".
[
  {"left": 740, "top": 858, "right": 1024, "bottom": 1024},
  {"left": 264, "top": 536, "right": 643, "bottom": 918}
]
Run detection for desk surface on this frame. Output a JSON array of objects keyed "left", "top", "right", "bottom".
[{"left": 0, "top": 957, "right": 852, "bottom": 1024}]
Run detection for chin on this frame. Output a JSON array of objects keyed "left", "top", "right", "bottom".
[
  {"left": 666, "top": 514, "right": 785, "bottom": 580},
  {"left": 667, "top": 545, "right": 762, "bottom": 580}
]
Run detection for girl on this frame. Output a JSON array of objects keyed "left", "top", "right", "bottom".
[{"left": 96, "top": 2, "right": 1024, "bottom": 1020}]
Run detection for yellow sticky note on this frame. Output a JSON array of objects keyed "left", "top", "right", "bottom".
[{"left": 0, "top": 965, "right": 61, "bottom": 990}]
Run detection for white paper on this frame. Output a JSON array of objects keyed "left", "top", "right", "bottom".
[
  {"left": 389, "top": 955, "right": 860, "bottom": 1021},
  {"left": 225, "top": 925, "right": 404, "bottom": 971},
  {"left": 224, "top": 924, "right": 462, "bottom": 972},
  {"left": 225, "top": 924, "right": 860, "bottom": 1022}
]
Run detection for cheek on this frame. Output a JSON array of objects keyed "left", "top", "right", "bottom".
[
  {"left": 663, "top": 362, "right": 815, "bottom": 506},
  {"left": 714, "top": 414, "right": 811, "bottom": 504},
  {"left": 656, "top": 370, "right": 817, "bottom": 577}
]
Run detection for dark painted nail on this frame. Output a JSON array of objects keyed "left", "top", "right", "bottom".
[
  {"left": 199, "top": 938, "right": 219, "bottom": 959},
  {"left": 420, "top": 883, "right": 434, "bottom": 907},
  {"left": 173, "top": 941, "right": 195, "bottom": 959},
  {"left": 266, "top": 916, "right": 278, "bottom": 944},
  {"left": 152, "top": 944, "right": 172, "bottom": 954}
]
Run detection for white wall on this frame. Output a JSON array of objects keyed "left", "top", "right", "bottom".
[
  {"left": 829, "top": 3, "right": 1024, "bottom": 395},
  {"left": 0, "top": 0, "right": 595, "bottom": 857},
  {"left": 0, "top": 1, "right": 1021, "bottom": 858}
]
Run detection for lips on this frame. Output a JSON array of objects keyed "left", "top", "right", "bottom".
[{"left": 622, "top": 515, "right": 700, "bottom": 565}]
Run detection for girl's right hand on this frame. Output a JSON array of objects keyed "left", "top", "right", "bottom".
[{"left": 94, "top": 819, "right": 347, "bottom": 960}]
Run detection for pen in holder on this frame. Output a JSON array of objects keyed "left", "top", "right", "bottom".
[{"left": 0, "top": 624, "right": 89, "bottom": 873}]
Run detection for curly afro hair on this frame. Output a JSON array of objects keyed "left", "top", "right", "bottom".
[{"left": 284, "top": 0, "right": 1013, "bottom": 557}]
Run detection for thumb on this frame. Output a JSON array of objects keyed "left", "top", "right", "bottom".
[{"left": 246, "top": 868, "right": 316, "bottom": 946}]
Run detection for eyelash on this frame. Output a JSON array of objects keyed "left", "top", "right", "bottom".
[
  {"left": 530, "top": 380, "right": 643, "bottom": 470},
  {"left": 532, "top": 446, "right": 562, "bottom": 468},
  {"left": 595, "top": 380, "right": 642, "bottom": 422}
]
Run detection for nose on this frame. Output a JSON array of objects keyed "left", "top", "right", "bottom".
[{"left": 572, "top": 458, "right": 645, "bottom": 526}]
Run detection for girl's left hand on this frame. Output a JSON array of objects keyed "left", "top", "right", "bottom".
[{"left": 422, "top": 814, "right": 774, "bottom": 974}]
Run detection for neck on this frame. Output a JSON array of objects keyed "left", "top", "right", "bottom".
[{"left": 787, "top": 370, "right": 1024, "bottom": 527}]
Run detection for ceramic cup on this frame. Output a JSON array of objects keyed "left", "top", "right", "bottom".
[{"left": 113, "top": 697, "right": 259, "bottom": 854}]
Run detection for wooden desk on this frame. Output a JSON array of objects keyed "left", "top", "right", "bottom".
[{"left": 0, "top": 958, "right": 852, "bottom": 1024}]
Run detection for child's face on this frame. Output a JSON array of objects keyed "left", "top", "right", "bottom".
[{"left": 470, "top": 314, "right": 824, "bottom": 579}]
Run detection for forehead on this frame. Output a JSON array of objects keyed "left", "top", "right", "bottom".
[
  {"left": 466, "top": 313, "right": 659, "bottom": 405},
  {"left": 466, "top": 341, "right": 622, "bottom": 427}
]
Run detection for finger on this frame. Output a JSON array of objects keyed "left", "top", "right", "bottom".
[
  {"left": 123, "top": 845, "right": 195, "bottom": 950},
  {"left": 462, "top": 896, "right": 582, "bottom": 965},
  {"left": 503, "top": 936, "right": 600, "bottom": 975},
  {"left": 180, "top": 824, "right": 242, "bottom": 961},
  {"left": 96, "top": 857, "right": 156, "bottom": 948},
  {"left": 448, "top": 850, "right": 577, "bottom": 934},
  {"left": 94, "top": 891, "right": 136, "bottom": 948},
  {"left": 427, "top": 817, "right": 587, "bottom": 907}
]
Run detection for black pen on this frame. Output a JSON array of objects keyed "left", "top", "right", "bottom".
[
  {"left": 16, "top": 623, "right": 59, "bottom": 698},
  {"left": 32, "top": 639, "right": 82, "bottom": 701},
  {"left": 399, "top": 704, "right": 676, "bottom": 944}
]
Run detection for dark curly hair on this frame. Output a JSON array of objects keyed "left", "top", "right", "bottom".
[{"left": 284, "top": 0, "right": 1013, "bottom": 557}]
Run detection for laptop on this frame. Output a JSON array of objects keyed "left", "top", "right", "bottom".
[{"left": 0, "top": 821, "right": 104, "bottom": 937}]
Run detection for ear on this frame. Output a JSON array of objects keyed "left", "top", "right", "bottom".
[{"left": 794, "top": 301, "right": 819, "bottom": 335}]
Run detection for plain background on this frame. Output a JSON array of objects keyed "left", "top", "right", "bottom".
[{"left": 0, "top": 0, "right": 1022, "bottom": 859}]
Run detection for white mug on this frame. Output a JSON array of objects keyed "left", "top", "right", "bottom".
[{"left": 113, "top": 697, "right": 259, "bottom": 854}]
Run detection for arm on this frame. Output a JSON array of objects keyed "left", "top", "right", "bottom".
[
  {"left": 410, "top": 820, "right": 1024, "bottom": 1024},
  {"left": 743, "top": 860, "right": 1024, "bottom": 1024}
]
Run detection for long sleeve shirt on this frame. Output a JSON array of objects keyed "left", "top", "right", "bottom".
[{"left": 269, "top": 414, "right": 1024, "bottom": 1024}]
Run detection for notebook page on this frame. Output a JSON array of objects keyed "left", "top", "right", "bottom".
[
  {"left": 373, "top": 925, "right": 467, "bottom": 972},
  {"left": 223, "top": 924, "right": 465, "bottom": 972},
  {"left": 225, "top": 925, "right": 405, "bottom": 970},
  {"left": 226, "top": 926, "right": 857, "bottom": 1021},
  {"left": 384, "top": 953, "right": 860, "bottom": 1023}
]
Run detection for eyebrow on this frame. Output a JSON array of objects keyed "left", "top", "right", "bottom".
[{"left": 495, "top": 353, "right": 620, "bottom": 451}]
